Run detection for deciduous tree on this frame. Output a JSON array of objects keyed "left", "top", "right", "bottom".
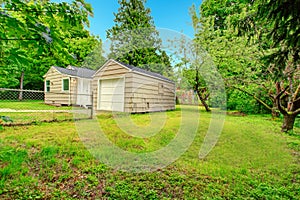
[
  {"left": 237, "top": 0, "right": 300, "bottom": 131},
  {"left": 0, "top": 0, "right": 100, "bottom": 90}
]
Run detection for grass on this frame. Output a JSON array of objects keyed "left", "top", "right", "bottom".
[
  {"left": 0, "top": 112, "right": 74, "bottom": 124},
  {"left": 0, "top": 100, "right": 71, "bottom": 110},
  {"left": 0, "top": 101, "right": 82, "bottom": 125},
  {"left": 0, "top": 105, "right": 299, "bottom": 199}
]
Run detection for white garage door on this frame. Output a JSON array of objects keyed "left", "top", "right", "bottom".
[{"left": 98, "top": 78, "right": 124, "bottom": 112}]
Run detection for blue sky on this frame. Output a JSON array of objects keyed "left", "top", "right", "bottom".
[{"left": 56, "top": 0, "right": 202, "bottom": 40}]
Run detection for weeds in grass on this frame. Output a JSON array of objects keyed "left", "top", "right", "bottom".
[{"left": 0, "top": 106, "right": 299, "bottom": 199}]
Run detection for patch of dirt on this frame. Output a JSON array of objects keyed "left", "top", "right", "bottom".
[{"left": 227, "top": 111, "right": 247, "bottom": 116}]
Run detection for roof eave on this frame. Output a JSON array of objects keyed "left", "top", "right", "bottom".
[
  {"left": 92, "top": 59, "right": 133, "bottom": 78},
  {"left": 132, "top": 70, "right": 174, "bottom": 84}
]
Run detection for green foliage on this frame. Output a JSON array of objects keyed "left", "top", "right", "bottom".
[
  {"left": 227, "top": 89, "right": 271, "bottom": 114},
  {"left": 199, "top": 0, "right": 253, "bottom": 31},
  {"left": 106, "top": 0, "right": 172, "bottom": 75},
  {"left": 190, "top": 0, "right": 284, "bottom": 116},
  {"left": 257, "top": 0, "right": 299, "bottom": 78},
  {"left": 295, "top": 117, "right": 300, "bottom": 128},
  {"left": 234, "top": 0, "right": 300, "bottom": 131},
  {"left": 64, "top": 35, "right": 103, "bottom": 67},
  {"left": 81, "top": 43, "right": 106, "bottom": 70},
  {"left": 0, "top": 0, "right": 101, "bottom": 90}
]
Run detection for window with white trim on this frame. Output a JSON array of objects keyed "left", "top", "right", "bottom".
[
  {"left": 45, "top": 80, "right": 50, "bottom": 92},
  {"left": 62, "top": 78, "right": 69, "bottom": 91}
]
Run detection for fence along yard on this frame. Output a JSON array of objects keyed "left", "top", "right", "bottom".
[{"left": 0, "top": 88, "right": 92, "bottom": 126}]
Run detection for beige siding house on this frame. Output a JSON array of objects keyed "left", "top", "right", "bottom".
[
  {"left": 43, "top": 66, "right": 95, "bottom": 106},
  {"left": 92, "top": 59, "right": 175, "bottom": 113}
]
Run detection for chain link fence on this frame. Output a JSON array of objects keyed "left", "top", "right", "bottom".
[{"left": 0, "top": 88, "right": 93, "bottom": 126}]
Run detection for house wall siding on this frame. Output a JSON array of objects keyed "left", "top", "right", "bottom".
[
  {"left": 44, "top": 67, "right": 77, "bottom": 105},
  {"left": 124, "top": 72, "right": 175, "bottom": 113}
]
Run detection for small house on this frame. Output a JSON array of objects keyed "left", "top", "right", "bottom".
[
  {"left": 92, "top": 59, "right": 175, "bottom": 113},
  {"left": 43, "top": 66, "right": 95, "bottom": 106}
]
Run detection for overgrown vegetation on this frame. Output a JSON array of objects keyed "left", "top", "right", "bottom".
[
  {"left": 187, "top": 0, "right": 300, "bottom": 131},
  {"left": 0, "top": 106, "right": 299, "bottom": 199}
]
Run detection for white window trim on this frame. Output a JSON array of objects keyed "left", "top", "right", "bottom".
[
  {"left": 45, "top": 80, "right": 50, "bottom": 92},
  {"left": 62, "top": 78, "right": 70, "bottom": 92}
]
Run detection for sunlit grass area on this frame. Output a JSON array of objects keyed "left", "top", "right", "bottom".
[
  {"left": 0, "top": 105, "right": 299, "bottom": 199},
  {"left": 0, "top": 100, "right": 71, "bottom": 110},
  {"left": 0, "top": 112, "right": 74, "bottom": 124},
  {"left": 0, "top": 101, "right": 86, "bottom": 125}
]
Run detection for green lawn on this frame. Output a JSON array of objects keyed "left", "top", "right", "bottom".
[
  {"left": 0, "top": 100, "right": 71, "bottom": 110},
  {"left": 0, "top": 112, "right": 74, "bottom": 124},
  {"left": 0, "top": 105, "right": 299, "bottom": 199},
  {"left": 0, "top": 101, "right": 75, "bottom": 124}
]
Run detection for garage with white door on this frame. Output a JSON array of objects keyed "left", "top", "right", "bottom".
[
  {"left": 92, "top": 59, "right": 175, "bottom": 113},
  {"left": 98, "top": 78, "right": 125, "bottom": 112}
]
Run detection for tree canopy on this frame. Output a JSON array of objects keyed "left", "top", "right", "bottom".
[
  {"left": 0, "top": 0, "right": 101, "bottom": 90},
  {"left": 236, "top": 0, "right": 300, "bottom": 131},
  {"left": 191, "top": 0, "right": 299, "bottom": 131},
  {"left": 106, "top": 0, "right": 172, "bottom": 76}
]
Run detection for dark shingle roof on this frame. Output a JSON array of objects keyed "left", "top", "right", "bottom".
[
  {"left": 114, "top": 60, "right": 174, "bottom": 83},
  {"left": 54, "top": 66, "right": 95, "bottom": 79},
  {"left": 53, "top": 60, "right": 173, "bottom": 82}
]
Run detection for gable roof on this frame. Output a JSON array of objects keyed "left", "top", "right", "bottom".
[
  {"left": 53, "top": 66, "right": 96, "bottom": 79},
  {"left": 115, "top": 60, "right": 174, "bottom": 83},
  {"left": 95, "top": 59, "right": 174, "bottom": 83}
]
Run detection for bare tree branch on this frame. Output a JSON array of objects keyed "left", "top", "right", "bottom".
[
  {"left": 293, "top": 84, "right": 300, "bottom": 102},
  {"left": 293, "top": 108, "right": 300, "bottom": 116}
]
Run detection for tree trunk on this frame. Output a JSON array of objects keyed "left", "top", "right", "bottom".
[
  {"left": 281, "top": 114, "right": 296, "bottom": 132},
  {"left": 271, "top": 108, "right": 280, "bottom": 118},
  {"left": 271, "top": 97, "right": 280, "bottom": 118},
  {"left": 196, "top": 90, "right": 211, "bottom": 112},
  {"left": 18, "top": 71, "right": 24, "bottom": 101}
]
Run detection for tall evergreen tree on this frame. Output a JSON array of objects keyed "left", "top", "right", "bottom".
[{"left": 106, "top": 0, "right": 172, "bottom": 75}]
